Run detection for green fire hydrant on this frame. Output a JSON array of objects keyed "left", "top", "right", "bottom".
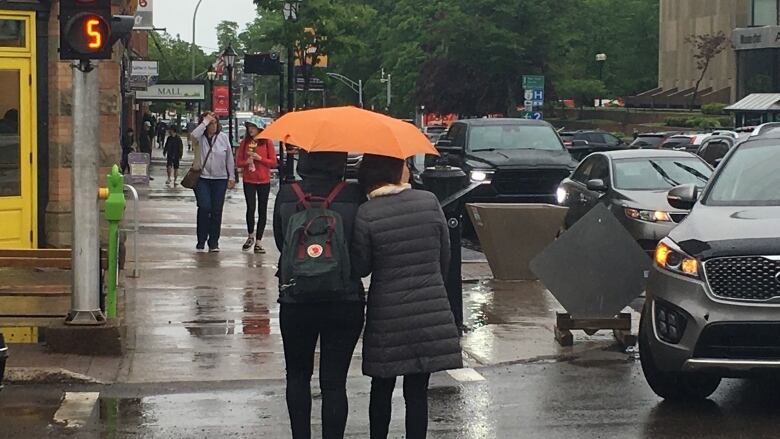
[{"left": 103, "top": 165, "right": 126, "bottom": 319}]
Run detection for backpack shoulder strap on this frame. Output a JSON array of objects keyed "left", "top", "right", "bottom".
[
  {"left": 291, "top": 183, "right": 311, "bottom": 209},
  {"left": 323, "top": 181, "right": 348, "bottom": 209}
]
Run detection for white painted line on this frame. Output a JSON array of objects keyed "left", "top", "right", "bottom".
[
  {"left": 52, "top": 392, "right": 100, "bottom": 429},
  {"left": 447, "top": 368, "right": 486, "bottom": 383}
]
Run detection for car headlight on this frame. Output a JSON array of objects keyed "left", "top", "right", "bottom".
[
  {"left": 655, "top": 240, "right": 700, "bottom": 278},
  {"left": 624, "top": 208, "right": 672, "bottom": 222},
  {"left": 470, "top": 170, "right": 494, "bottom": 184},
  {"left": 556, "top": 187, "right": 567, "bottom": 204}
]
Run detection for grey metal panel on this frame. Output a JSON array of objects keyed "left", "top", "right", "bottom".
[
  {"left": 725, "top": 93, "right": 780, "bottom": 111},
  {"left": 530, "top": 204, "right": 651, "bottom": 319}
]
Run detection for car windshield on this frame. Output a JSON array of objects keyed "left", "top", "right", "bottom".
[
  {"left": 705, "top": 142, "right": 780, "bottom": 206},
  {"left": 468, "top": 124, "right": 564, "bottom": 151},
  {"left": 613, "top": 157, "right": 712, "bottom": 190}
]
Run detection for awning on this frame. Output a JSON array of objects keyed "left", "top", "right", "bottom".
[{"left": 725, "top": 94, "right": 780, "bottom": 112}]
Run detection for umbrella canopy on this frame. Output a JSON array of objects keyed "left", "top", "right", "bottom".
[{"left": 261, "top": 106, "right": 439, "bottom": 159}]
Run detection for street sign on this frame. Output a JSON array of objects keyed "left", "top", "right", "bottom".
[
  {"left": 524, "top": 90, "right": 534, "bottom": 101},
  {"left": 532, "top": 100, "right": 544, "bottom": 108},
  {"left": 532, "top": 112, "right": 543, "bottom": 120},
  {"left": 524, "top": 100, "right": 534, "bottom": 110},
  {"left": 522, "top": 75, "right": 545, "bottom": 89},
  {"left": 532, "top": 89, "right": 544, "bottom": 100},
  {"left": 135, "top": 83, "right": 206, "bottom": 101},
  {"left": 131, "top": 60, "right": 158, "bottom": 76},
  {"left": 134, "top": 0, "right": 154, "bottom": 30}
]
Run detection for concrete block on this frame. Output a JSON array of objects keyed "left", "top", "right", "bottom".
[
  {"left": 467, "top": 203, "right": 568, "bottom": 281},
  {"left": 44, "top": 319, "right": 125, "bottom": 357}
]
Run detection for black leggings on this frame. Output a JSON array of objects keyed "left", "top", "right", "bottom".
[
  {"left": 369, "top": 373, "right": 431, "bottom": 439},
  {"left": 243, "top": 183, "right": 271, "bottom": 238},
  {"left": 280, "top": 302, "right": 364, "bottom": 439}
]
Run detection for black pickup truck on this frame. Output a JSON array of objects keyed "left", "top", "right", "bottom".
[{"left": 431, "top": 119, "right": 578, "bottom": 204}]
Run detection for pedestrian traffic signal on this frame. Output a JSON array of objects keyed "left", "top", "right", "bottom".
[{"left": 59, "top": 0, "right": 135, "bottom": 60}]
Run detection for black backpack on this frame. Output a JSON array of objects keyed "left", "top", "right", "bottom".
[{"left": 279, "top": 182, "right": 351, "bottom": 301}]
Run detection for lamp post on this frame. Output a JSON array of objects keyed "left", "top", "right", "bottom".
[
  {"left": 596, "top": 53, "right": 607, "bottom": 107},
  {"left": 282, "top": 1, "right": 301, "bottom": 182},
  {"left": 191, "top": 0, "right": 205, "bottom": 79},
  {"left": 206, "top": 66, "right": 217, "bottom": 111},
  {"left": 222, "top": 44, "right": 237, "bottom": 146}
]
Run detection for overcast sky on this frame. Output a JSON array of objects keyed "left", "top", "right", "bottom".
[{"left": 153, "top": 0, "right": 259, "bottom": 52}]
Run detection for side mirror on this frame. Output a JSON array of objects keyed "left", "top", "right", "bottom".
[
  {"left": 586, "top": 179, "right": 608, "bottom": 192},
  {"left": 571, "top": 140, "right": 589, "bottom": 147},
  {"left": 435, "top": 138, "right": 464, "bottom": 155},
  {"left": 667, "top": 184, "right": 698, "bottom": 210}
]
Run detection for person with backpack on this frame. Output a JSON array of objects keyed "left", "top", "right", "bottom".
[
  {"left": 352, "top": 154, "right": 462, "bottom": 439},
  {"left": 273, "top": 151, "right": 366, "bottom": 439},
  {"left": 236, "top": 117, "right": 277, "bottom": 253}
]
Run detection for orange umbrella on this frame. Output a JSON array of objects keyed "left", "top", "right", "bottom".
[{"left": 261, "top": 106, "right": 439, "bottom": 159}]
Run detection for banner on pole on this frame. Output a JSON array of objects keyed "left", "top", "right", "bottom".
[{"left": 213, "top": 85, "right": 229, "bottom": 117}]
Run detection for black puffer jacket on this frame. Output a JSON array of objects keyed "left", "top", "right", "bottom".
[
  {"left": 273, "top": 152, "right": 366, "bottom": 304},
  {"left": 352, "top": 188, "right": 462, "bottom": 378}
]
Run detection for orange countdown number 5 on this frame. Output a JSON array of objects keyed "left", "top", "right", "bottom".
[{"left": 86, "top": 19, "right": 102, "bottom": 50}]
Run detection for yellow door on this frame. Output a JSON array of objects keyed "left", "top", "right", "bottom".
[
  {"left": 0, "top": 58, "right": 34, "bottom": 248},
  {"left": 0, "top": 10, "right": 36, "bottom": 249}
]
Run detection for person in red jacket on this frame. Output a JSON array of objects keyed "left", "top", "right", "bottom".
[{"left": 236, "top": 118, "right": 278, "bottom": 253}]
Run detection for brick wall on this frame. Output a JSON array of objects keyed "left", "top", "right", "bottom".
[{"left": 45, "top": 0, "right": 139, "bottom": 247}]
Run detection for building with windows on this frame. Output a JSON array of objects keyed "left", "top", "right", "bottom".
[
  {"left": 0, "top": 0, "right": 148, "bottom": 249},
  {"left": 630, "top": 0, "right": 780, "bottom": 108}
]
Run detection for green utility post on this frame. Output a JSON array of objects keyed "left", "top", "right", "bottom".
[{"left": 104, "top": 165, "right": 126, "bottom": 319}]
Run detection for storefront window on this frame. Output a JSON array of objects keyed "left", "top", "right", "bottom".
[
  {"left": 0, "top": 19, "right": 24, "bottom": 47},
  {"left": 753, "top": 0, "right": 779, "bottom": 26},
  {"left": 0, "top": 70, "right": 20, "bottom": 196}
]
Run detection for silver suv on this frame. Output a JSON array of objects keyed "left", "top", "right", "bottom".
[{"left": 640, "top": 136, "right": 780, "bottom": 400}]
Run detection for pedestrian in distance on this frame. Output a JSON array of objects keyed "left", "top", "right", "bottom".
[
  {"left": 156, "top": 118, "right": 167, "bottom": 149},
  {"left": 120, "top": 127, "right": 134, "bottom": 175},
  {"left": 273, "top": 151, "right": 366, "bottom": 439},
  {"left": 352, "top": 154, "right": 462, "bottom": 439},
  {"left": 236, "top": 117, "right": 277, "bottom": 253},
  {"left": 190, "top": 112, "right": 236, "bottom": 252},
  {"left": 139, "top": 121, "right": 154, "bottom": 181},
  {"left": 163, "top": 125, "right": 184, "bottom": 187}
]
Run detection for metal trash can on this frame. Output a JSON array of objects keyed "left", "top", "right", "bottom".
[
  {"left": 0, "top": 333, "right": 8, "bottom": 391},
  {"left": 422, "top": 165, "right": 469, "bottom": 332}
]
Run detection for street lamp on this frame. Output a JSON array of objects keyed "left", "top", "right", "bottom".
[
  {"left": 596, "top": 53, "right": 607, "bottom": 107},
  {"left": 206, "top": 66, "right": 217, "bottom": 111},
  {"left": 222, "top": 43, "right": 237, "bottom": 146},
  {"left": 191, "top": 0, "right": 205, "bottom": 79},
  {"left": 282, "top": 1, "right": 302, "bottom": 183}
]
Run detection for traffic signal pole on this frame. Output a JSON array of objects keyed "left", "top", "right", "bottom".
[{"left": 66, "top": 60, "right": 105, "bottom": 325}]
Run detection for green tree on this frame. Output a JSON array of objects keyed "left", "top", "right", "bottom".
[
  {"left": 557, "top": 79, "right": 607, "bottom": 108},
  {"left": 685, "top": 31, "right": 729, "bottom": 109},
  {"left": 217, "top": 21, "right": 241, "bottom": 52}
]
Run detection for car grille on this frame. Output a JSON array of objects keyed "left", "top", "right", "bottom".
[
  {"left": 670, "top": 213, "right": 687, "bottom": 223},
  {"left": 492, "top": 169, "right": 570, "bottom": 196},
  {"left": 694, "top": 323, "right": 780, "bottom": 360},
  {"left": 704, "top": 256, "right": 780, "bottom": 301}
]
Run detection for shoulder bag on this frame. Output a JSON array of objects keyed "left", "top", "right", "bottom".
[{"left": 181, "top": 135, "right": 215, "bottom": 189}]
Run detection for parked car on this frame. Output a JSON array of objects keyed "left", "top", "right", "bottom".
[
  {"left": 423, "top": 125, "right": 447, "bottom": 144},
  {"left": 696, "top": 135, "right": 736, "bottom": 167},
  {"left": 640, "top": 134, "right": 780, "bottom": 401},
  {"left": 629, "top": 132, "right": 678, "bottom": 149},
  {"left": 432, "top": 119, "right": 578, "bottom": 204},
  {"left": 560, "top": 130, "right": 628, "bottom": 161},
  {"left": 558, "top": 150, "right": 713, "bottom": 254}
]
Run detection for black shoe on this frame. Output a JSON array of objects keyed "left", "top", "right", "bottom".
[
  {"left": 242, "top": 237, "right": 254, "bottom": 251},
  {"left": 254, "top": 243, "right": 265, "bottom": 254},
  {"left": 196, "top": 243, "right": 206, "bottom": 253}
]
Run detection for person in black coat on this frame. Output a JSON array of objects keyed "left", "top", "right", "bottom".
[
  {"left": 163, "top": 126, "right": 184, "bottom": 186},
  {"left": 352, "top": 154, "right": 462, "bottom": 439},
  {"left": 273, "top": 151, "right": 366, "bottom": 439}
]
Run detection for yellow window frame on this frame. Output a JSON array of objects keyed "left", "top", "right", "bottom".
[{"left": 0, "top": 10, "right": 34, "bottom": 56}]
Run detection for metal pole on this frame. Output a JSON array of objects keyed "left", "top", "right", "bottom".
[
  {"left": 191, "top": 0, "right": 204, "bottom": 79},
  {"left": 208, "top": 79, "right": 214, "bottom": 111},
  {"left": 287, "top": 45, "right": 295, "bottom": 113},
  {"left": 387, "top": 74, "right": 392, "bottom": 110},
  {"left": 358, "top": 79, "right": 363, "bottom": 108},
  {"left": 122, "top": 184, "right": 140, "bottom": 278},
  {"left": 228, "top": 65, "right": 234, "bottom": 145},
  {"left": 67, "top": 61, "right": 105, "bottom": 326}
]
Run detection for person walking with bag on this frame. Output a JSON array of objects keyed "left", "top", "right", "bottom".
[
  {"left": 352, "top": 154, "right": 462, "bottom": 439},
  {"left": 163, "top": 125, "right": 184, "bottom": 186},
  {"left": 273, "top": 151, "right": 366, "bottom": 439},
  {"left": 236, "top": 117, "right": 277, "bottom": 253},
  {"left": 189, "top": 112, "right": 236, "bottom": 252}
]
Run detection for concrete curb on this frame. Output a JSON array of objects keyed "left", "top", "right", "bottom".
[{"left": 5, "top": 367, "right": 105, "bottom": 385}]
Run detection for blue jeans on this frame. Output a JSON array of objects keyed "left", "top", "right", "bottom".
[{"left": 194, "top": 178, "right": 228, "bottom": 248}]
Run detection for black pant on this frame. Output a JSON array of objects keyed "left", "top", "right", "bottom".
[
  {"left": 243, "top": 183, "right": 271, "bottom": 239},
  {"left": 280, "top": 302, "right": 365, "bottom": 439},
  {"left": 369, "top": 373, "right": 431, "bottom": 439}
]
